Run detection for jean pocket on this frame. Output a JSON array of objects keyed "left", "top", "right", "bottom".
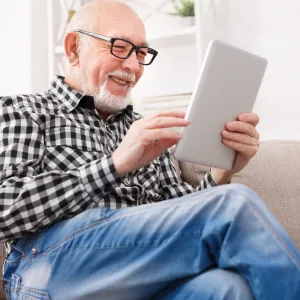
[
  {"left": 4, "top": 282, "right": 11, "bottom": 298},
  {"left": 6, "top": 275, "right": 50, "bottom": 300}
]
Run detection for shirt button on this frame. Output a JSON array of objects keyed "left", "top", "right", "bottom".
[{"left": 31, "top": 248, "right": 37, "bottom": 255}]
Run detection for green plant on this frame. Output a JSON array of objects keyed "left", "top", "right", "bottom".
[{"left": 171, "top": 0, "right": 195, "bottom": 17}]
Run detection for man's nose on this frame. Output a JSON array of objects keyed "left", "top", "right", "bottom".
[{"left": 121, "top": 51, "right": 140, "bottom": 73}]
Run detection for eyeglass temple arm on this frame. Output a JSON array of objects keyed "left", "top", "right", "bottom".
[{"left": 74, "top": 29, "right": 111, "bottom": 42}]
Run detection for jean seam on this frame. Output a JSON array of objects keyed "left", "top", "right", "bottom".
[
  {"left": 222, "top": 245, "right": 263, "bottom": 300},
  {"left": 17, "top": 232, "right": 203, "bottom": 260},
  {"left": 29, "top": 208, "right": 182, "bottom": 254},
  {"left": 222, "top": 198, "right": 299, "bottom": 300},
  {"left": 248, "top": 200, "right": 300, "bottom": 269},
  {"left": 4, "top": 283, "right": 11, "bottom": 297},
  {"left": 6, "top": 283, "right": 50, "bottom": 300}
]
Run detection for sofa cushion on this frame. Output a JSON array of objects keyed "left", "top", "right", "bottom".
[{"left": 176, "top": 140, "right": 300, "bottom": 250}]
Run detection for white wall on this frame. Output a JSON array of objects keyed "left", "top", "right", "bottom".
[
  {"left": 0, "top": 1, "right": 32, "bottom": 95},
  {"left": 30, "top": 0, "right": 49, "bottom": 93},
  {"left": 0, "top": 0, "right": 48, "bottom": 96},
  {"left": 196, "top": 0, "right": 300, "bottom": 140},
  {"left": 1, "top": 0, "right": 299, "bottom": 140},
  {"left": 130, "top": 2, "right": 198, "bottom": 110},
  {"left": 133, "top": 0, "right": 300, "bottom": 140},
  {"left": 252, "top": 0, "right": 300, "bottom": 140}
]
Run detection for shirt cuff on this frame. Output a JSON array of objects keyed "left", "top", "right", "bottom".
[
  {"left": 206, "top": 169, "right": 217, "bottom": 187},
  {"left": 79, "top": 154, "right": 121, "bottom": 202}
]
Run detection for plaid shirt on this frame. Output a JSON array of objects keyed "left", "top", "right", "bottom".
[{"left": 0, "top": 76, "right": 216, "bottom": 244}]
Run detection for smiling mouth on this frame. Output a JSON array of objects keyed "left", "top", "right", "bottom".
[{"left": 110, "top": 75, "right": 130, "bottom": 85}]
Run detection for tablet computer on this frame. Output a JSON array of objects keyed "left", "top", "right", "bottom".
[{"left": 173, "top": 39, "right": 268, "bottom": 170}]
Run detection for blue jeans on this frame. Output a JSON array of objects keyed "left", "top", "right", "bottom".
[{"left": 3, "top": 184, "right": 300, "bottom": 300}]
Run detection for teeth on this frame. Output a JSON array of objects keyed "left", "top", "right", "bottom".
[{"left": 111, "top": 76, "right": 127, "bottom": 85}]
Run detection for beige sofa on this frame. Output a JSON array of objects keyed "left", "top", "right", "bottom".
[
  {"left": 0, "top": 140, "right": 299, "bottom": 299},
  {"left": 175, "top": 140, "right": 300, "bottom": 249}
]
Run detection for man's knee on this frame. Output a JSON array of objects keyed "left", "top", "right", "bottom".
[
  {"left": 156, "top": 269, "right": 254, "bottom": 300},
  {"left": 193, "top": 183, "right": 265, "bottom": 223},
  {"left": 218, "top": 183, "right": 255, "bottom": 197},
  {"left": 214, "top": 183, "right": 262, "bottom": 208},
  {"left": 193, "top": 268, "right": 254, "bottom": 300}
]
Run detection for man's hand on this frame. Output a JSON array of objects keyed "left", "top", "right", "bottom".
[
  {"left": 211, "top": 112, "right": 260, "bottom": 185},
  {"left": 112, "top": 111, "right": 189, "bottom": 177}
]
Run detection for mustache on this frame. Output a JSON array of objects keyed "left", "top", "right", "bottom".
[{"left": 107, "top": 71, "right": 136, "bottom": 82}]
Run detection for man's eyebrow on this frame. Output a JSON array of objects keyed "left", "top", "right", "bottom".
[{"left": 116, "top": 35, "right": 149, "bottom": 47}]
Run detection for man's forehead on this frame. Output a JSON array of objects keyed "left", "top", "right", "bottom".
[
  {"left": 114, "top": 34, "right": 149, "bottom": 47},
  {"left": 89, "top": 5, "right": 148, "bottom": 46},
  {"left": 98, "top": 27, "right": 148, "bottom": 47}
]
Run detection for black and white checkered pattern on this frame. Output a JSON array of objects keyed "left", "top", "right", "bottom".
[{"left": 0, "top": 76, "right": 215, "bottom": 243}]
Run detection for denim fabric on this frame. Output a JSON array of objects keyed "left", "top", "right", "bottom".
[
  {"left": 3, "top": 184, "right": 300, "bottom": 300},
  {"left": 153, "top": 268, "right": 254, "bottom": 300}
]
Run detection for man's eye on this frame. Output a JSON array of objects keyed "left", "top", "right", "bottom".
[
  {"left": 113, "top": 46, "right": 125, "bottom": 50},
  {"left": 138, "top": 51, "right": 147, "bottom": 57}
]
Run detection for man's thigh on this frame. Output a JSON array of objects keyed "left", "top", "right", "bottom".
[
  {"left": 4, "top": 184, "right": 299, "bottom": 300},
  {"left": 5, "top": 185, "right": 238, "bottom": 299},
  {"left": 27, "top": 184, "right": 240, "bottom": 255},
  {"left": 154, "top": 268, "right": 255, "bottom": 300}
]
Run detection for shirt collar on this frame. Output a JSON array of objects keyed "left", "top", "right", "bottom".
[{"left": 48, "top": 75, "right": 133, "bottom": 115}]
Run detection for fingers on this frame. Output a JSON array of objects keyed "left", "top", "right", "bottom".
[
  {"left": 237, "top": 112, "right": 260, "bottom": 126},
  {"left": 144, "top": 116, "right": 190, "bottom": 129},
  {"left": 222, "top": 139, "right": 259, "bottom": 158},
  {"left": 222, "top": 113, "right": 260, "bottom": 161},
  {"left": 130, "top": 111, "right": 187, "bottom": 149},
  {"left": 225, "top": 121, "right": 259, "bottom": 139},
  {"left": 138, "top": 111, "right": 189, "bottom": 134},
  {"left": 222, "top": 130, "right": 259, "bottom": 146},
  {"left": 144, "top": 129, "right": 183, "bottom": 143},
  {"left": 156, "top": 138, "right": 180, "bottom": 150},
  {"left": 146, "top": 111, "right": 187, "bottom": 120}
]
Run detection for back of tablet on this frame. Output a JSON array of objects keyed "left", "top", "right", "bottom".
[{"left": 173, "top": 40, "right": 267, "bottom": 170}]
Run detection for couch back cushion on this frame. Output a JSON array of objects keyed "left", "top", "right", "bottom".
[{"left": 176, "top": 140, "right": 300, "bottom": 250}]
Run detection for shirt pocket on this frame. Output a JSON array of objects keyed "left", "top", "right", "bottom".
[
  {"left": 44, "top": 126, "right": 103, "bottom": 171},
  {"left": 45, "top": 126, "right": 102, "bottom": 152}
]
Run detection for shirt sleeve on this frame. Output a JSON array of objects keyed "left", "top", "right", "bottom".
[
  {"left": 157, "top": 149, "right": 217, "bottom": 200},
  {"left": 0, "top": 101, "right": 121, "bottom": 241}
]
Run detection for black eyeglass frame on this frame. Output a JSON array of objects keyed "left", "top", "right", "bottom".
[{"left": 74, "top": 29, "right": 158, "bottom": 65}]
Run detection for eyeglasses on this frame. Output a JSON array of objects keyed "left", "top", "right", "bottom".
[{"left": 74, "top": 29, "right": 158, "bottom": 66}]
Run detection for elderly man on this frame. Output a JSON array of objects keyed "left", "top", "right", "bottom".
[{"left": 1, "top": 1, "right": 299, "bottom": 299}]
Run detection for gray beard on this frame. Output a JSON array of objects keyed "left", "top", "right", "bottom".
[{"left": 79, "top": 69, "right": 132, "bottom": 114}]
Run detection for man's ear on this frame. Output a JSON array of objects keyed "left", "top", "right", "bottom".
[{"left": 64, "top": 32, "right": 80, "bottom": 66}]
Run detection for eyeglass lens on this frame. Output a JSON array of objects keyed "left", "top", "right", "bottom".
[{"left": 112, "top": 39, "right": 153, "bottom": 65}]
